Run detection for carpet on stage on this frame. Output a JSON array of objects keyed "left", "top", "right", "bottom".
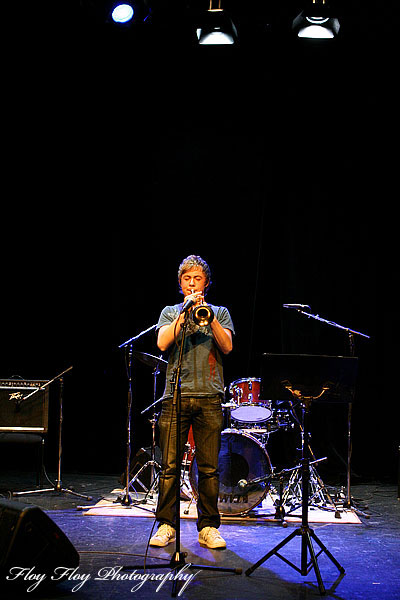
[{"left": 82, "top": 488, "right": 361, "bottom": 525}]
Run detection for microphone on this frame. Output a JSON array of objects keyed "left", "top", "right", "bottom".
[
  {"left": 283, "top": 304, "right": 311, "bottom": 310},
  {"left": 181, "top": 297, "right": 196, "bottom": 313}
]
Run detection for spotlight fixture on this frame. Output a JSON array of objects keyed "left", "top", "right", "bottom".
[
  {"left": 292, "top": 0, "right": 340, "bottom": 39},
  {"left": 111, "top": 3, "right": 135, "bottom": 23},
  {"left": 195, "top": 0, "right": 238, "bottom": 45}
]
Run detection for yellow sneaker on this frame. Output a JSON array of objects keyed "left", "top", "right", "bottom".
[
  {"left": 198, "top": 527, "right": 226, "bottom": 549},
  {"left": 149, "top": 524, "right": 176, "bottom": 547}
]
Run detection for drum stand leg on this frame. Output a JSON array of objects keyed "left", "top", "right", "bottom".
[
  {"left": 183, "top": 491, "right": 196, "bottom": 515},
  {"left": 124, "top": 411, "right": 161, "bottom": 503},
  {"left": 283, "top": 456, "right": 341, "bottom": 519},
  {"left": 127, "top": 458, "right": 161, "bottom": 498},
  {"left": 271, "top": 474, "right": 288, "bottom": 526}
]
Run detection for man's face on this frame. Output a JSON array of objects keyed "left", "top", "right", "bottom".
[{"left": 180, "top": 267, "right": 208, "bottom": 297}]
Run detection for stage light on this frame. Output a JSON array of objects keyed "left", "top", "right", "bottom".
[
  {"left": 111, "top": 3, "right": 134, "bottom": 23},
  {"left": 196, "top": 26, "right": 236, "bottom": 45},
  {"left": 292, "top": 0, "right": 340, "bottom": 40},
  {"left": 195, "top": 0, "right": 238, "bottom": 45}
]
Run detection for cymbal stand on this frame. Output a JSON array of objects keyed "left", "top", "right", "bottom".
[
  {"left": 128, "top": 362, "right": 163, "bottom": 501},
  {"left": 12, "top": 367, "right": 92, "bottom": 501},
  {"left": 116, "top": 324, "right": 157, "bottom": 508},
  {"left": 122, "top": 309, "right": 241, "bottom": 597},
  {"left": 246, "top": 394, "right": 345, "bottom": 596}
]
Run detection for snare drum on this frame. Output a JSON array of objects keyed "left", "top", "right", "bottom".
[{"left": 229, "top": 377, "right": 272, "bottom": 425}]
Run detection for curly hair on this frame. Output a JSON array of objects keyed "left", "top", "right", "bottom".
[{"left": 177, "top": 255, "right": 212, "bottom": 293}]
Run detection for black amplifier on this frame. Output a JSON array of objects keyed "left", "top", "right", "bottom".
[{"left": 0, "top": 380, "right": 49, "bottom": 433}]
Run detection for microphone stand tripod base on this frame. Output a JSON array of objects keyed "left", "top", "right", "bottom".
[
  {"left": 12, "top": 482, "right": 93, "bottom": 501},
  {"left": 245, "top": 523, "right": 345, "bottom": 595},
  {"left": 245, "top": 395, "right": 345, "bottom": 596}
]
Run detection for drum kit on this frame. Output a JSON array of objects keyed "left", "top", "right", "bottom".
[
  {"left": 132, "top": 351, "right": 333, "bottom": 520},
  {"left": 184, "top": 377, "right": 298, "bottom": 518}
]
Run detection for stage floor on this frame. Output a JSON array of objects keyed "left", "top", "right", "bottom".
[{"left": 1, "top": 472, "right": 399, "bottom": 599}]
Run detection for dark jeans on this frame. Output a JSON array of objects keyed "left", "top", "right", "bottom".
[{"left": 156, "top": 395, "right": 224, "bottom": 532}]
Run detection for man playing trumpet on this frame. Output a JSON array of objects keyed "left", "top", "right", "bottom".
[{"left": 150, "top": 255, "right": 234, "bottom": 549}]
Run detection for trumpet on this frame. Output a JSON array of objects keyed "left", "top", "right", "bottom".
[{"left": 192, "top": 297, "right": 214, "bottom": 327}]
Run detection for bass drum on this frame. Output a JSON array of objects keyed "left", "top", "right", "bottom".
[{"left": 189, "top": 429, "right": 272, "bottom": 516}]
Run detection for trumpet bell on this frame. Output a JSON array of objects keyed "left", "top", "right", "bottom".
[{"left": 192, "top": 304, "right": 214, "bottom": 327}]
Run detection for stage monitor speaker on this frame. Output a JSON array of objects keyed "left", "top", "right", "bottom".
[
  {"left": 0, "top": 379, "right": 49, "bottom": 434},
  {"left": 0, "top": 498, "right": 79, "bottom": 590}
]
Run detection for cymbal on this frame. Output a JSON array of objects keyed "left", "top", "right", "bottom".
[{"left": 132, "top": 351, "right": 168, "bottom": 372}]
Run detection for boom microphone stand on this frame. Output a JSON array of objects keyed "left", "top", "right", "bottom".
[
  {"left": 12, "top": 366, "right": 92, "bottom": 501},
  {"left": 122, "top": 308, "right": 241, "bottom": 597},
  {"left": 283, "top": 305, "right": 370, "bottom": 513}
]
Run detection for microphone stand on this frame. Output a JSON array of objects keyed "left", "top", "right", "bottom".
[
  {"left": 283, "top": 305, "right": 370, "bottom": 515},
  {"left": 122, "top": 309, "right": 241, "bottom": 597},
  {"left": 12, "top": 366, "right": 92, "bottom": 500}
]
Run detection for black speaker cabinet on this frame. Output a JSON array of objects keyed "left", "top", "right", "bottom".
[
  {"left": 0, "top": 498, "right": 79, "bottom": 590},
  {"left": 0, "top": 380, "right": 49, "bottom": 434}
]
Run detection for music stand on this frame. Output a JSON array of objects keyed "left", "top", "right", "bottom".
[{"left": 246, "top": 354, "right": 358, "bottom": 595}]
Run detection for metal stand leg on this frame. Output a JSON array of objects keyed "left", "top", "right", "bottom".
[
  {"left": 12, "top": 371, "right": 92, "bottom": 501},
  {"left": 246, "top": 397, "right": 345, "bottom": 596}
]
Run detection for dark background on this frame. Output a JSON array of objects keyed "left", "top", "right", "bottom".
[{"left": 1, "top": 1, "right": 397, "bottom": 486}]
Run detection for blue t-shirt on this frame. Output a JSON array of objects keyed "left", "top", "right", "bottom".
[{"left": 157, "top": 303, "right": 235, "bottom": 400}]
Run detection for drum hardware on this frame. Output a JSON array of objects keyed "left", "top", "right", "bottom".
[
  {"left": 124, "top": 352, "right": 167, "bottom": 504},
  {"left": 182, "top": 454, "right": 196, "bottom": 515},
  {"left": 281, "top": 391, "right": 341, "bottom": 517},
  {"left": 221, "top": 400, "right": 236, "bottom": 429},
  {"left": 280, "top": 457, "right": 339, "bottom": 516},
  {"left": 236, "top": 464, "right": 308, "bottom": 526},
  {"left": 126, "top": 411, "right": 161, "bottom": 501},
  {"left": 180, "top": 433, "right": 196, "bottom": 503},
  {"left": 116, "top": 324, "right": 162, "bottom": 509}
]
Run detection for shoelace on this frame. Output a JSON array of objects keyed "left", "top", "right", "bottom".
[{"left": 202, "top": 528, "right": 221, "bottom": 541}]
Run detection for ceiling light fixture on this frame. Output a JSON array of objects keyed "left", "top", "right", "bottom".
[
  {"left": 196, "top": 0, "right": 238, "bottom": 45},
  {"left": 292, "top": 0, "right": 340, "bottom": 40}
]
